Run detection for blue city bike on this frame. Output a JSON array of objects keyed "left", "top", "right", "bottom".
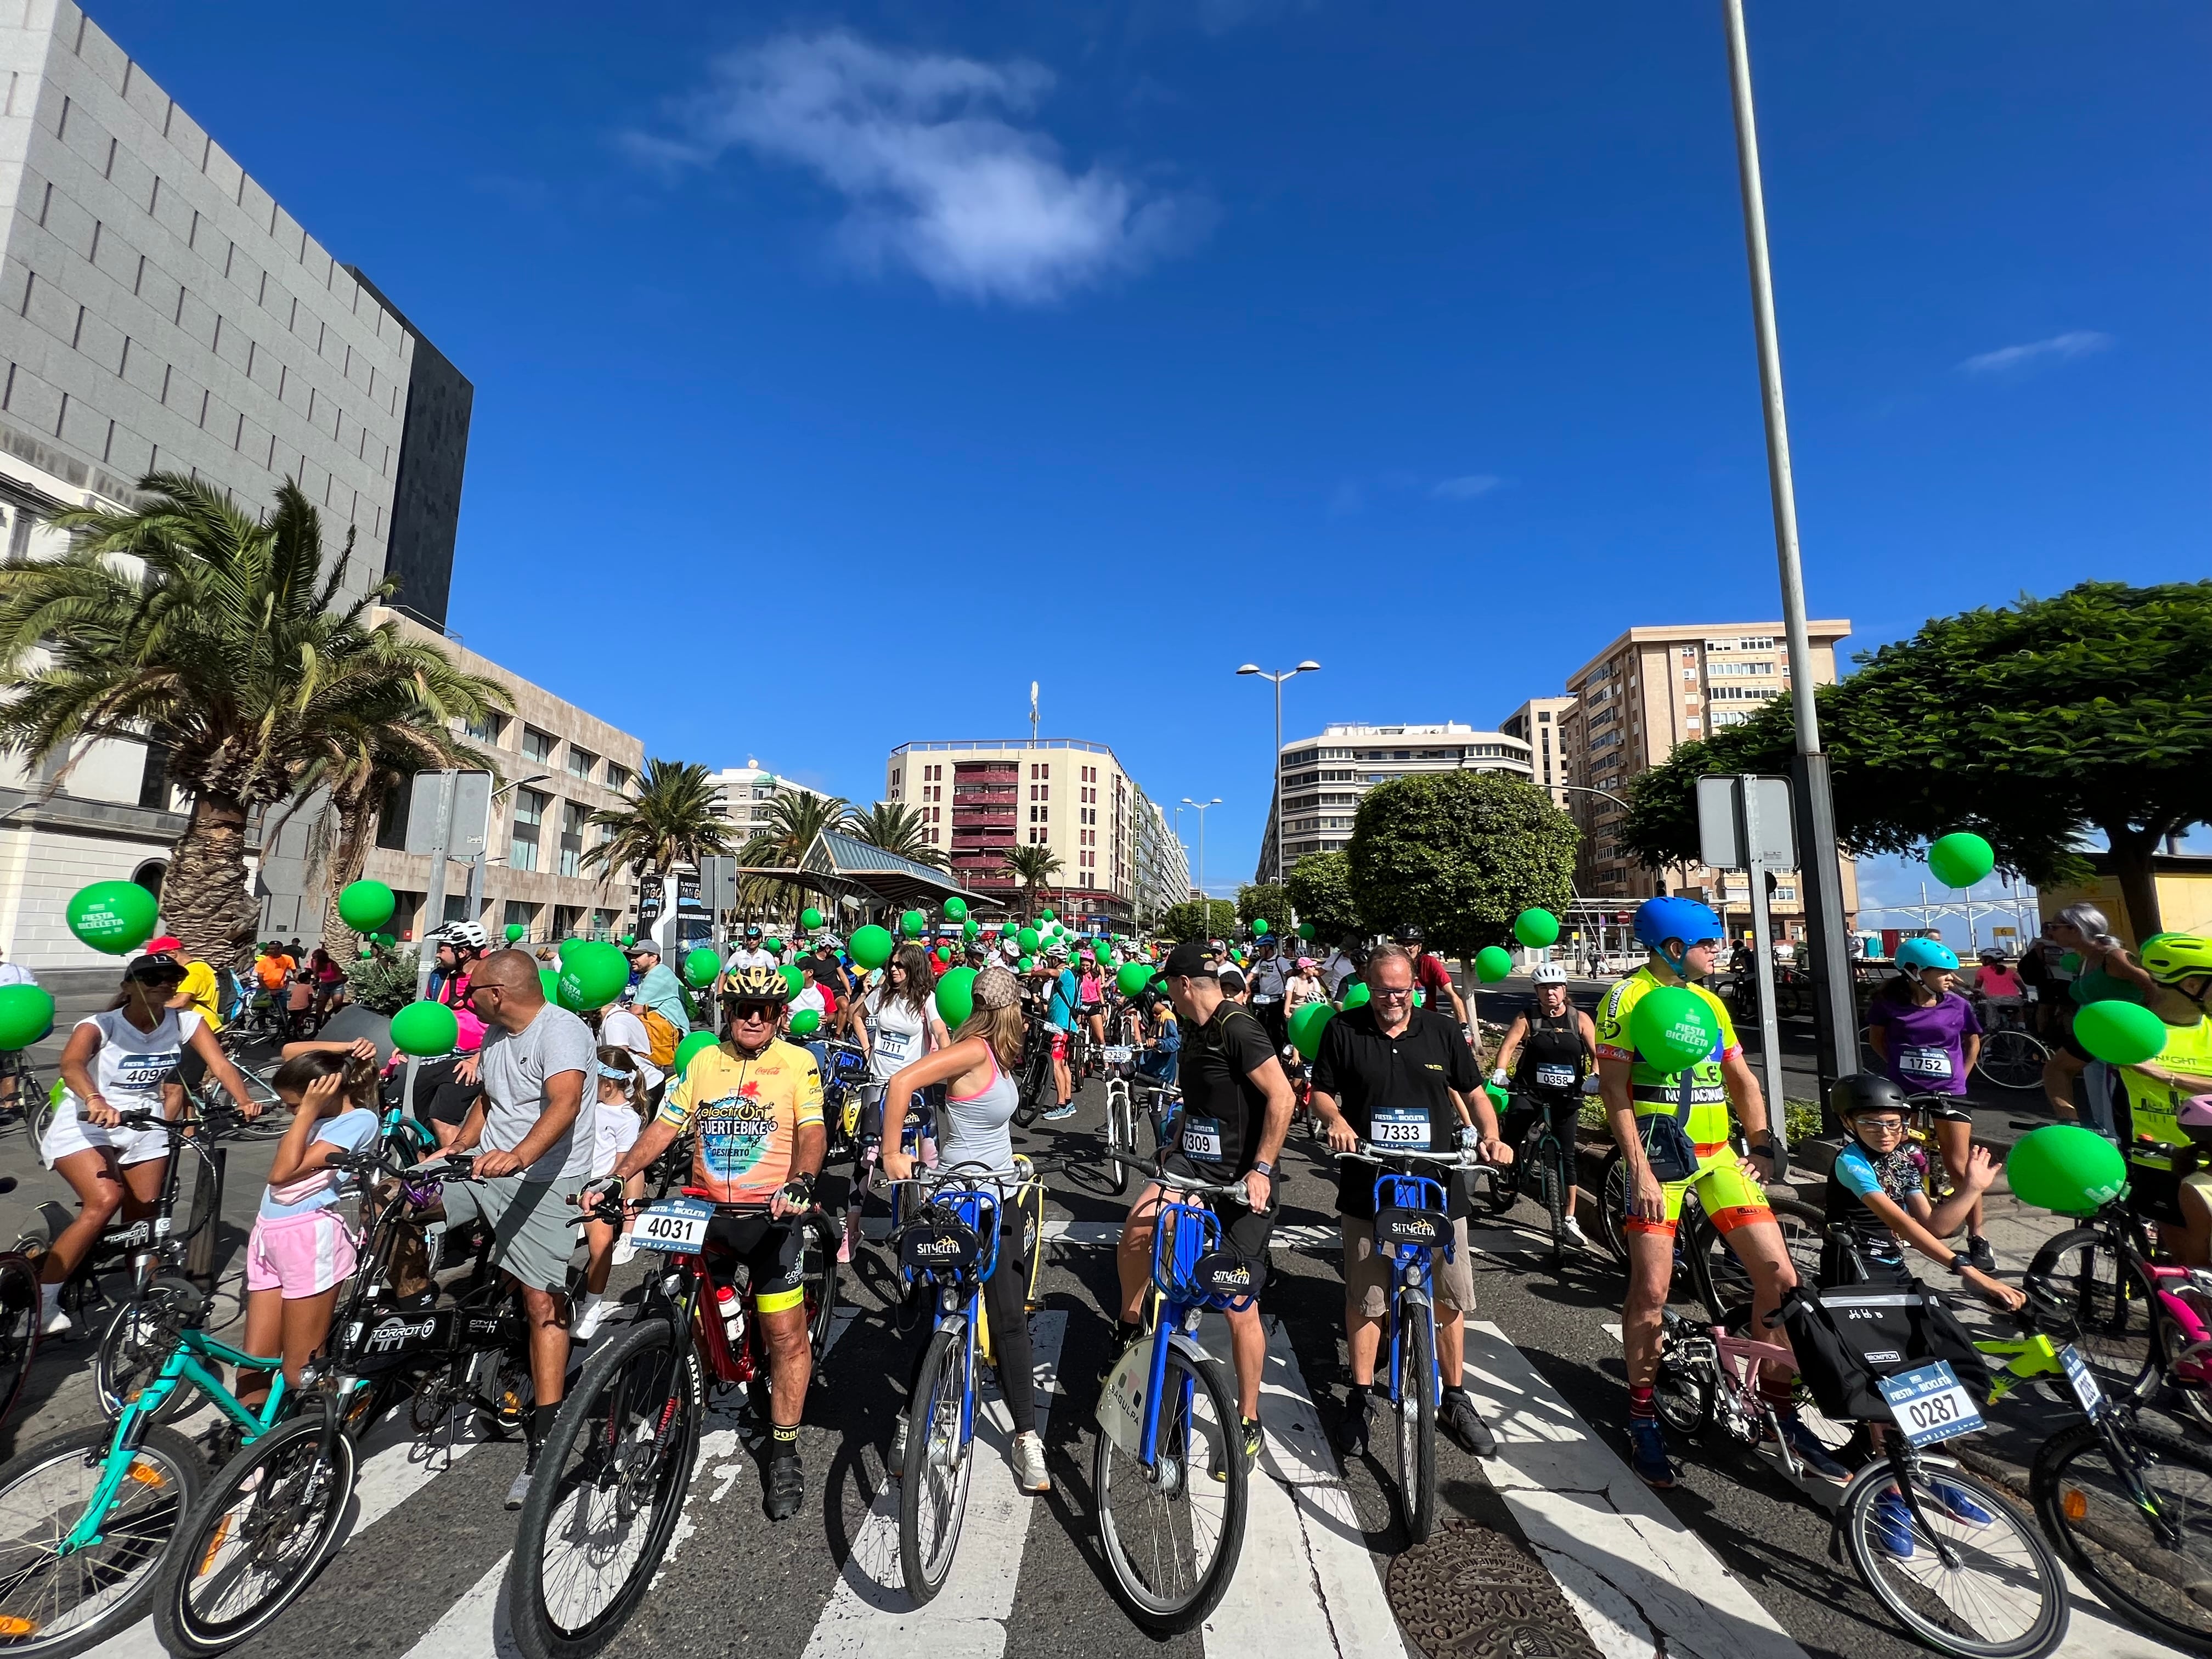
[
  {"left": 1344, "top": 1139, "right": 1483, "bottom": 1545},
  {"left": 1093, "top": 1154, "right": 1257, "bottom": 1635}
]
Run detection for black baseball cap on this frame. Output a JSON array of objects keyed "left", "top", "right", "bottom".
[{"left": 1158, "top": 941, "right": 1211, "bottom": 980}]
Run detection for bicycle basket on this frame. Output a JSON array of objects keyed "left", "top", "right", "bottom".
[{"left": 1778, "top": 1282, "right": 1993, "bottom": 1420}]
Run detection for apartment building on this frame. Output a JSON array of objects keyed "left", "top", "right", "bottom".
[
  {"left": 1500, "top": 697, "right": 1576, "bottom": 809},
  {"left": 1256, "top": 721, "right": 1534, "bottom": 882},
  {"left": 1557, "top": 621, "right": 1858, "bottom": 939},
  {"left": 707, "top": 763, "right": 837, "bottom": 843}
]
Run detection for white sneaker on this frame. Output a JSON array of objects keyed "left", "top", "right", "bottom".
[
  {"left": 572, "top": 1295, "right": 606, "bottom": 1342},
  {"left": 1012, "top": 1430, "right": 1049, "bottom": 1495},
  {"left": 506, "top": 1462, "right": 535, "bottom": 1511},
  {"left": 38, "top": 1288, "right": 69, "bottom": 1338},
  {"left": 610, "top": 1236, "right": 637, "bottom": 1267},
  {"left": 1561, "top": 1217, "right": 1591, "bottom": 1249}
]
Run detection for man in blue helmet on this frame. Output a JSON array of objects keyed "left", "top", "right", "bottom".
[{"left": 1596, "top": 895, "right": 1846, "bottom": 1489}]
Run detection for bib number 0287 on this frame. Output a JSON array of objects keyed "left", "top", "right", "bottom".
[{"left": 1876, "top": 1361, "right": 1984, "bottom": 1448}]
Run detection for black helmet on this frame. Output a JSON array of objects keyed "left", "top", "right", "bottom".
[
  {"left": 1392, "top": 923, "right": 1424, "bottom": 945},
  {"left": 1829, "top": 1073, "right": 1908, "bottom": 1121}
]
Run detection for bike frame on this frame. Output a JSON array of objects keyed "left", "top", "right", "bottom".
[
  {"left": 1138, "top": 1195, "right": 1254, "bottom": 1469},
  {"left": 901, "top": 1182, "right": 1002, "bottom": 1460},
  {"left": 1373, "top": 1169, "right": 1451, "bottom": 1418}
]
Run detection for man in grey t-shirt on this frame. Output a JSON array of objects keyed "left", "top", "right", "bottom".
[{"left": 444, "top": 949, "right": 595, "bottom": 1509}]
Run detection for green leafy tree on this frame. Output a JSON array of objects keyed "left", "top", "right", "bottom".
[
  {"left": 1235, "top": 882, "right": 1286, "bottom": 932},
  {"left": 999, "top": 844, "right": 1065, "bottom": 919},
  {"left": 1285, "top": 851, "right": 1362, "bottom": 944},
  {"left": 1346, "top": 772, "right": 1578, "bottom": 960},
  {"left": 1621, "top": 582, "right": 2212, "bottom": 939},
  {"left": 1160, "top": 898, "right": 1238, "bottom": 943},
  {"left": 730, "top": 785, "right": 849, "bottom": 921},
  {"left": 849, "top": 801, "right": 948, "bottom": 870},
  {"left": 0, "top": 473, "right": 506, "bottom": 967}
]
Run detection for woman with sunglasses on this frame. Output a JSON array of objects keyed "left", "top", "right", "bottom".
[{"left": 843, "top": 944, "right": 949, "bottom": 1259}]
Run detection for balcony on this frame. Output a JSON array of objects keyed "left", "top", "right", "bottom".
[
  {"left": 953, "top": 809, "right": 1015, "bottom": 827},
  {"left": 953, "top": 786, "right": 1017, "bottom": 803}
]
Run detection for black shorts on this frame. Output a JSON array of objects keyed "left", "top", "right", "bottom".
[
  {"left": 705, "top": 1211, "right": 808, "bottom": 1310},
  {"left": 1158, "top": 1152, "right": 1278, "bottom": 1274},
  {"left": 414, "top": 1057, "right": 482, "bottom": 1128}
]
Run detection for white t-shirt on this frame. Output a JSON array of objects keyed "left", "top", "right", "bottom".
[
  {"left": 868, "top": 994, "right": 931, "bottom": 1084},
  {"left": 596, "top": 1006, "right": 665, "bottom": 1091},
  {"left": 477, "top": 1004, "right": 598, "bottom": 1181},
  {"left": 591, "top": 1100, "right": 642, "bottom": 1180},
  {"left": 725, "top": 947, "right": 776, "bottom": 975},
  {"left": 792, "top": 985, "right": 827, "bottom": 1019},
  {"left": 0, "top": 962, "right": 36, "bottom": 988},
  {"left": 69, "top": 1006, "right": 201, "bottom": 1115}
]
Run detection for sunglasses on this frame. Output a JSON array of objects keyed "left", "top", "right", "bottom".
[
  {"left": 1854, "top": 1116, "right": 1908, "bottom": 1133},
  {"left": 730, "top": 1000, "right": 781, "bottom": 1023}
]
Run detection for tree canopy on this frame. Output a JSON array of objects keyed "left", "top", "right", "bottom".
[
  {"left": 1160, "top": 898, "right": 1238, "bottom": 943},
  {"left": 849, "top": 801, "right": 947, "bottom": 870},
  {"left": 1346, "top": 772, "right": 1578, "bottom": 960},
  {"left": 1621, "top": 581, "right": 2212, "bottom": 939},
  {"left": 1284, "top": 851, "right": 1362, "bottom": 944},
  {"left": 1235, "top": 882, "right": 1286, "bottom": 931}
]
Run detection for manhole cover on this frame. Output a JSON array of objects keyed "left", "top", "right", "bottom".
[{"left": 1387, "top": 1520, "right": 1604, "bottom": 1659}]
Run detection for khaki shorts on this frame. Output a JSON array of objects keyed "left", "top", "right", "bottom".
[
  {"left": 1343, "top": 1213, "right": 1475, "bottom": 1320},
  {"left": 441, "top": 1173, "right": 589, "bottom": 1295}
]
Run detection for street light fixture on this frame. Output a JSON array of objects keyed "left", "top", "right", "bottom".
[
  {"left": 1181, "top": 798, "right": 1221, "bottom": 909},
  {"left": 1235, "top": 661, "right": 1321, "bottom": 889}
]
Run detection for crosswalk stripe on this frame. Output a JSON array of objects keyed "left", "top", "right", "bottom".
[
  {"left": 1204, "top": 1318, "right": 1408, "bottom": 1659},
  {"left": 1459, "top": 1321, "right": 1812, "bottom": 1659},
  {"left": 801, "top": 1310, "right": 1066, "bottom": 1658}
]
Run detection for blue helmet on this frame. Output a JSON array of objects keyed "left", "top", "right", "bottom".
[
  {"left": 1894, "top": 937, "right": 1959, "bottom": 975},
  {"left": 1633, "top": 897, "right": 1722, "bottom": 954}
]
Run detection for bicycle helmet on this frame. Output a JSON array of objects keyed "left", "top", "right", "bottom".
[
  {"left": 1392, "top": 923, "right": 1425, "bottom": 944},
  {"left": 1830, "top": 1072, "right": 1909, "bottom": 1121},
  {"left": 1894, "top": 937, "right": 1960, "bottom": 975},
  {"left": 1531, "top": 963, "right": 1570, "bottom": 986},
  {"left": 724, "top": 961, "right": 793, "bottom": 1002},
  {"left": 434, "top": 920, "right": 489, "bottom": 952},
  {"left": 1632, "top": 896, "right": 1722, "bottom": 977},
  {"left": 2140, "top": 933, "right": 2212, "bottom": 986}
]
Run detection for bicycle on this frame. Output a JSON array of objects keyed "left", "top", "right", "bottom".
[
  {"left": 1594, "top": 1142, "right": 1826, "bottom": 1321},
  {"left": 1093, "top": 1152, "right": 1255, "bottom": 1634},
  {"left": 1486, "top": 1084, "right": 1591, "bottom": 1269},
  {"left": 507, "top": 1186, "right": 840, "bottom": 1659},
  {"left": 1972, "top": 1001, "right": 2049, "bottom": 1092},
  {"left": 1009, "top": 1015, "right": 1056, "bottom": 1130},
  {"left": 1102, "top": 1073, "right": 1139, "bottom": 1196},
  {"left": 0, "top": 1178, "right": 39, "bottom": 1434}
]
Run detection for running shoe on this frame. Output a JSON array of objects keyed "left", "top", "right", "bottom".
[
  {"left": 1560, "top": 1217, "right": 1592, "bottom": 1250},
  {"left": 1870, "top": 1489, "right": 1916, "bottom": 1558},
  {"left": 1336, "top": 1387, "right": 1372, "bottom": 1457},
  {"left": 1925, "top": 1476, "right": 1994, "bottom": 1527},
  {"left": 1012, "top": 1430, "right": 1050, "bottom": 1494},
  {"left": 1965, "top": 1235, "right": 1997, "bottom": 1273},
  {"left": 1040, "top": 1103, "right": 1077, "bottom": 1122},
  {"left": 1626, "top": 1418, "right": 1677, "bottom": 1489},
  {"left": 1443, "top": 1389, "right": 1497, "bottom": 1458},
  {"left": 610, "top": 1235, "right": 637, "bottom": 1267},
  {"left": 888, "top": 1414, "right": 908, "bottom": 1481}
]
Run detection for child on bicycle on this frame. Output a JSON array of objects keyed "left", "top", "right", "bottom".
[
  {"left": 241, "top": 1047, "right": 382, "bottom": 1407},
  {"left": 572, "top": 1048, "right": 648, "bottom": 1341}
]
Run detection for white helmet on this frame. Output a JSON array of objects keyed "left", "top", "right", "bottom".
[
  {"left": 1531, "top": 963, "right": 1569, "bottom": 986},
  {"left": 435, "top": 921, "right": 489, "bottom": 952}
]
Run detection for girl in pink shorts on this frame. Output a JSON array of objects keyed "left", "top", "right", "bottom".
[{"left": 239, "top": 1047, "right": 381, "bottom": 1407}]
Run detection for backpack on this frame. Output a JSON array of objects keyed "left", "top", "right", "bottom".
[{"left": 640, "top": 1008, "right": 681, "bottom": 1068}]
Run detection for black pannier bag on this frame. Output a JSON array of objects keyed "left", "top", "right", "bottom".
[{"left": 1776, "top": 1281, "right": 1993, "bottom": 1421}]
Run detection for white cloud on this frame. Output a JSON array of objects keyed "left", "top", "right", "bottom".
[
  {"left": 625, "top": 32, "right": 1210, "bottom": 304},
  {"left": 1430, "top": 473, "right": 1502, "bottom": 500},
  {"left": 1957, "top": 331, "right": 2112, "bottom": 376}
]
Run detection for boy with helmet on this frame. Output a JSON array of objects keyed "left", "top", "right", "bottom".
[
  {"left": 1866, "top": 938, "right": 1992, "bottom": 1270},
  {"left": 2115, "top": 933, "right": 2212, "bottom": 1267},
  {"left": 1596, "top": 896, "right": 1844, "bottom": 1488}
]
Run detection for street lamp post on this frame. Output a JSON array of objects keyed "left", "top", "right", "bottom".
[
  {"left": 1181, "top": 798, "right": 1220, "bottom": 912},
  {"left": 1236, "top": 661, "right": 1321, "bottom": 888}
]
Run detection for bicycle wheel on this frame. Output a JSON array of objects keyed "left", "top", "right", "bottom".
[
  {"left": 899, "top": 1324, "right": 974, "bottom": 1604},
  {"left": 1596, "top": 1148, "right": 1629, "bottom": 1265},
  {"left": 1652, "top": 1340, "right": 1713, "bottom": 1436},
  {"left": 1838, "top": 1459, "right": 2068, "bottom": 1659},
  {"left": 1483, "top": 1132, "right": 1523, "bottom": 1215},
  {"left": 1975, "top": 1029, "right": 2049, "bottom": 1092},
  {"left": 94, "top": 1277, "right": 200, "bottom": 1421},
  {"left": 510, "top": 1316, "right": 700, "bottom": 1659},
  {"left": 1695, "top": 1196, "right": 1826, "bottom": 1319},
  {"left": 2033, "top": 1417, "right": 2212, "bottom": 1655},
  {"left": 1393, "top": 1311, "right": 1438, "bottom": 1545},
  {"left": 0, "top": 1254, "right": 38, "bottom": 1429},
  {"left": 154, "top": 1413, "right": 356, "bottom": 1655},
  {"left": 467, "top": 1340, "right": 534, "bottom": 1441},
  {"left": 801, "top": 1212, "right": 841, "bottom": 1367},
  {"left": 2028, "top": 1228, "right": 2162, "bottom": 1408},
  {"left": 1539, "top": 1137, "right": 1568, "bottom": 1268},
  {"left": 1108, "top": 1094, "right": 1132, "bottom": 1197},
  {"left": 1094, "top": 1342, "right": 1247, "bottom": 1634},
  {"left": 0, "top": 1423, "right": 205, "bottom": 1658}
]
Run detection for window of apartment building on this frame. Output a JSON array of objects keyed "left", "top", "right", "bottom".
[
  {"left": 567, "top": 744, "right": 596, "bottom": 781},
  {"left": 594, "top": 907, "right": 620, "bottom": 935},
  {"left": 374, "top": 777, "right": 412, "bottom": 850},
  {"left": 552, "top": 905, "right": 582, "bottom": 939},
  {"left": 465, "top": 712, "right": 506, "bottom": 746},
  {"left": 503, "top": 900, "right": 537, "bottom": 940},
  {"left": 521, "top": 726, "right": 555, "bottom": 764},
  {"left": 604, "top": 763, "right": 631, "bottom": 795},
  {"left": 559, "top": 801, "right": 586, "bottom": 877},
  {"left": 1708, "top": 660, "right": 1775, "bottom": 678},
  {"left": 890, "top": 769, "right": 901, "bottom": 794},
  {"left": 511, "top": 787, "right": 546, "bottom": 872},
  {"left": 137, "top": 743, "right": 172, "bottom": 811}
]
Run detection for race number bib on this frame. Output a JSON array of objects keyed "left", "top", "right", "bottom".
[
  {"left": 1897, "top": 1045, "right": 1953, "bottom": 1080},
  {"left": 1534, "top": 1064, "right": 1578, "bottom": 1091},
  {"left": 874, "top": 1028, "right": 914, "bottom": 1065},
  {"left": 1877, "top": 1361, "right": 1984, "bottom": 1447},
  {"left": 2059, "top": 1345, "right": 2106, "bottom": 1417},
  {"left": 114, "top": 1049, "right": 179, "bottom": 1099},
  {"left": 1370, "top": 1107, "right": 1431, "bottom": 1149},
  {"left": 631, "top": 1197, "right": 713, "bottom": 1254},
  {"left": 1181, "top": 1116, "right": 1224, "bottom": 1160}
]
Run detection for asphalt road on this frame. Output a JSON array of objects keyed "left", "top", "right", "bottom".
[{"left": 0, "top": 979, "right": 2187, "bottom": 1659}]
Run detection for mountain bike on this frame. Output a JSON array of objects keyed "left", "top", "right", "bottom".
[
  {"left": 1010, "top": 1016, "right": 1055, "bottom": 1129},
  {"left": 507, "top": 1187, "right": 839, "bottom": 1659},
  {"left": 1094, "top": 1153, "right": 1255, "bottom": 1634}
]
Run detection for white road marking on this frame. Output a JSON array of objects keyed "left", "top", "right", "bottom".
[
  {"left": 1459, "top": 1321, "right": 1811, "bottom": 1659},
  {"left": 801, "top": 1310, "right": 1066, "bottom": 1658}
]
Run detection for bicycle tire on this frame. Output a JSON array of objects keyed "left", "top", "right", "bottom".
[
  {"left": 1975, "top": 1029, "right": 2049, "bottom": 1092},
  {"left": 0, "top": 1253, "right": 38, "bottom": 1430},
  {"left": 1539, "top": 1134, "right": 1568, "bottom": 1269},
  {"left": 1108, "top": 1094, "right": 1132, "bottom": 1198},
  {"left": 1694, "top": 1195, "right": 1826, "bottom": 1322},
  {"left": 1094, "top": 1343, "right": 1248, "bottom": 1634},
  {"left": 0, "top": 1422, "right": 205, "bottom": 1658},
  {"left": 94, "top": 1276, "right": 202, "bottom": 1422},
  {"left": 1596, "top": 1147, "right": 1629, "bottom": 1265},
  {"left": 467, "top": 1339, "right": 534, "bottom": 1442},
  {"left": 1393, "top": 1311, "right": 1438, "bottom": 1545},
  {"left": 1653, "top": 1336, "right": 1713, "bottom": 1436},
  {"left": 900, "top": 1323, "right": 974, "bottom": 1604},
  {"left": 2033, "top": 1416, "right": 2212, "bottom": 1655},
  {"left": 153, "top": 1412, "right": 356, "bottom": 1655},
  {"left": 1839, "top": 1460, "right": 2068, "bottom": 1659},
  {"left": 2027, "top": 1227, "right": 2163, "bottom": 1409},
  {"left": 802, "top": 1211, "right": 841, "bottom": 1368},
  {"left": 510, "top": 1315, "right": 700, "bottom": 1659}
]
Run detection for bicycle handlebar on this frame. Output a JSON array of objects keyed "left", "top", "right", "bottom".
[
  {"left": 1096, "top": 1149, "right": 1254, "bottom": 1199},
  {"left": 1336, "top": 1139, "right": 1489, "bottom": 1168}
]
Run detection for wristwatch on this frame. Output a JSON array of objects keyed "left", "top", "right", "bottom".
[
  {"left": 1943, "top": 1254, "right": 1967, "bottom": 1276},
  {"left": 1250, "top": 1160, "right": 1277, "bottom": 1181}
]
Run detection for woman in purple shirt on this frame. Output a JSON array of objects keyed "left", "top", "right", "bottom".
[{"left": 1867, "top": 937, "right": 1990, "bottom": 1269}]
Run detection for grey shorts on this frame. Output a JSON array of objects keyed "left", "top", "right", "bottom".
[
  {"left": 442, "top": 1172, "right": 589, "bottom": 1295},
  {"left": 1343, "top": 1213, "right": 1476, "bottom": 1320}
]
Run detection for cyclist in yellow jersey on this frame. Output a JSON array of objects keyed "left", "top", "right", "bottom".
[
  {"left": 1598, "top": 896, "right": 1843, "bottom": 1489},
  {"left": 2113, "top": 934, "right": 2212, "bottom": 1267}
]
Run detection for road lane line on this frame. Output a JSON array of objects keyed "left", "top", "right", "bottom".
[
  {"left": 1459, "top": 1321, "right": 1811, "bottom": 1659},
  {"left": 801, "top": 1309, "right": 1066, "bottom": 1658}
]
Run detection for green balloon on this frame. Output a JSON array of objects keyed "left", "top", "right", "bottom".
[
  {"left": 2059, "top": 951, "right": 2084, "bottom": 978},
  {"left": 1040, "top": 907, "right": 1055, "bottom": 922},
  {"left": 849, "top": 926, "right": 895, "bottom": 970},
  {"left": 935, "top": 966, "right": 977, "bottom": 1026},
  {"left": 1627, "top": 984, "right": 1719, "bottom": 1071},
  {"left": 65, "top": 880, "right": 159, "bottom": 955},
  {"left": 390, "top": 999, "right": 460, "bottom": 1057},
  {"left": 1018, "top": 927, "right": 1040, "bottom": 953},
  {"left": 764, "top": 937, "right": 783, "bottom": 955},
  {"left": 374, "top": 933, "right": 397, "bottom": 949},
  {"left": 1413, "top": 989, "right": 1426, "bottom": 1006},
  {"left": 683, "top": 946, "right": 720, "bottom": 989},
  {"left": 780, "top": 964, "right": 806, "bottom": 997},
  {"left": 2073, "top": 1000, "right": 2169, "bottom": 1066},
  {"left": 555, "top": 939, "right": 629, "bottom": 1012},
  {"left": 1000, "top": 922, "right": 1018, "bottom": 938},
  {"left": 620, "top": 934, "right": 635, "bottom": 947},
  {"left": 900, "top": 910, "right": 927, "bottom": 939},
  {"left": 1342, "top": 981, "right": 1371, "bottom": 1009},
  {"left": 800, "top": 907, "right": 824, "bottom": 932},
  {"left": 962, "top": 919, "right": 979, "bottom": 939},
  {"left": 505, "top": 923, "right": 527, "bottom": 943},
  {"left": 945, "top": 898, "right": 969, "bottom": 922},
  {"left": 360, "top": 945, "right": 374, "bottom": 959},
  {"left": 1018, "top": 956, "right": 1035, "bottom": 973},
  {"left": 0, "top": 984, "right": 54, "bottom": 1050},
  {"left": 789, "top": 1008, "right": 821, "bottom": 1037},
  {"left": 1513, "top": 908, "right": 1561, "bottom": 949},
  {"left": 1252, "top": 918, "right": 1269, "bottom": 936},
  {"left": 1289, "top": 1000, "right": 1334, "bottom": 1059},
  {"left": 1475, "top": 946, "right": 1514, "bottom": 983},
  {"left": 1297, "top": 922, "right": 1316, "bottom": 940},
  {"left": 674, "top": 1030, "right": 719, "bottom": 1074},
  {"left": 337, "top": 879, "right": 396, "bottom": 933},
  {"left": 1927, "top": 832, "right": 1996, "bottom": 890},
  {"left": 539, "top": 968, "right": 559, "bottom": 1001},
  {"left": 1116, "top": 962, "right": 1155, "bottom": 997},
  {"left": 2005, "top": 1125, "right": 2128, "bottom": 1217}
]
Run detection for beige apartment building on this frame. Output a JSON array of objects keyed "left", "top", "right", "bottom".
[
  {"left": 1558, "top": 622, "right": 1859, "bottom": 942},
  {"left": 1500, "top": 698, "right": 1576, "bottom": 809},
  {"left": 1256, "top": 721, "right": 1534, "bottom": 882}
]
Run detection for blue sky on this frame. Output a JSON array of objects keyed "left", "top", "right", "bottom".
[{"left": 95, "top": 1, "right": 2211, "bottom": 903}]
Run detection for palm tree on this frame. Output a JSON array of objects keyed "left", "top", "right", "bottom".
[
  {"left": 1000, "top": 844, "right": 1064, "bottom": 921},
  {"left": 848, "top": 801, "right": 947, "bottom": 870},
  {"left": 580, "top": 759, "right": 738, "bottom": 891},
  {"left": 737, "top": 788, "right": 853, "bottom": 921},
  {"left": 0, "top": 473, "right": 508, "bottom": 966}
]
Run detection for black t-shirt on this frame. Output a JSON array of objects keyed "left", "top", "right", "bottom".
[
  {"left": 1311, "top": 1003, "right": 1479, "bottom": 1217},
  {"left": 1172, "top": 1000, "right": 1280, "bottom": 1180},
  {"left": 1514, "top": 1007, "right": 1589, "bottom": 1093}
]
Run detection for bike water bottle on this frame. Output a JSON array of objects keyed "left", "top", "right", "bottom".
[{"left": 716, "top": 1283, "right": 745, "bottom": 1348}]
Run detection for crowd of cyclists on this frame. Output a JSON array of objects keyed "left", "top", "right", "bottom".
[{"left": 2, "top": 887, "right": 2209, "bottom": 1658}]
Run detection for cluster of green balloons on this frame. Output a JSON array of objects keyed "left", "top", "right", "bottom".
[
  {"left": 64, "top": 881, "right": 159, "bottom": 955},
  {"left": 337, "top": 879, "right": 396, "bottom": 933},
  {"left": 390, "top": 999, "right": 459, "bottom": 1057}
]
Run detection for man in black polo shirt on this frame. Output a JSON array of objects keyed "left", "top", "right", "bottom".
[
  {"left": 1110, "top": 940, "right": 1294, "bottom": 1469},
  {"left": 1311, "top": 944, "right": 1502, "bottom": 1459}
]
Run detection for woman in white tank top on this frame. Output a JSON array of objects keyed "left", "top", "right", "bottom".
[{"left": 844, "top": 945, "right": 950, "bottom": 1259}]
